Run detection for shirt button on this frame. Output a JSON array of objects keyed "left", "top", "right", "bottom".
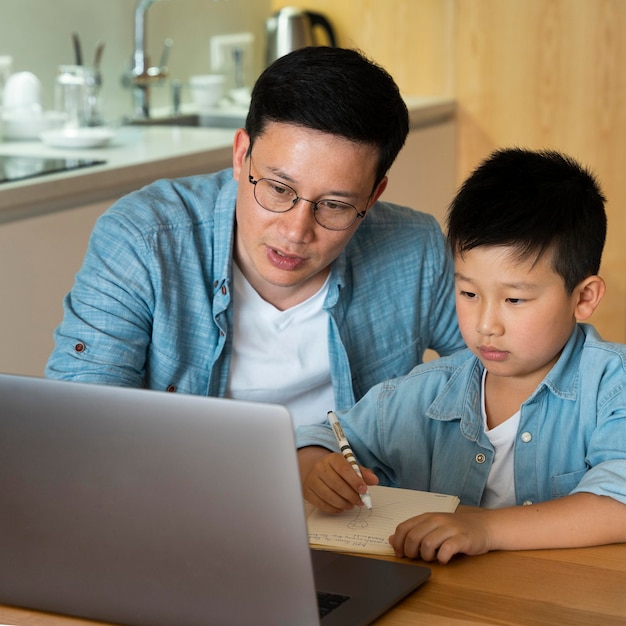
[
  {"left": 74, "top": 342, "right": 86, "bottom": 353},
  {"left": 475, "top": 453, "right": 486, "bottom": 464},
  {"left": 523, "top": 500, "right": 533, "bottom": 506},
  {"left": 166, "top": 384, "right": 177, "bottom": 392},
  {"left": 521, "top": 432, "right": 532, "bottom": 443},
  {"left": 221, "top": 285, "right": 227, "bottom": 295}
]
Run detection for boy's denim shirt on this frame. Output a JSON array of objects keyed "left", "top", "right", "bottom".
[
  {"left": 296, "top": 324, "right": 626, "bottom": 507},
  {"left": 46, "top": 168, "right": 464, "bottom": 412}
]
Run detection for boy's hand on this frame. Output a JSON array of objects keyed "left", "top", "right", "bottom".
[
  {"left": 298, "top": 447, "right": 378, "bottom": 513},
  {"left": 389, "top": 509, "right": 494, "bottom": 564}
]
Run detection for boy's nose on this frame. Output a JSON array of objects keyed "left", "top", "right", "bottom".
[{"left": 476, "top": 305, "right": 503, "bottom": 336}]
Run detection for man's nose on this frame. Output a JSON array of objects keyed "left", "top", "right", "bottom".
[{"left": 279, "top": 198, "right": 319, "bottom": 241}]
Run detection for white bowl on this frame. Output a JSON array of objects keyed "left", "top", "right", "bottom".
[
  {"left": 40, "top": 127, "right": 116, "bottom": 149},
  {"left": 189, "top": 74, "right": 225, "bottom": 110},
  {"left": 2, "top": 110, "right": 65, "bottom": 141}
]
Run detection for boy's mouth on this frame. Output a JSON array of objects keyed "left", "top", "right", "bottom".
[{"left": 479, "top": 346, "right": 509, "bottom": 361}]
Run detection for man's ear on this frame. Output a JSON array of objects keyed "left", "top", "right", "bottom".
[
  {"left": 360, "top": 176, "right": 388, "bottom": 218},
  {"left": 574, "top": 275, "right": 606, "bottom": 321},
  {"left": 232, "top": 128, "right": 251, "bottom": 179}
]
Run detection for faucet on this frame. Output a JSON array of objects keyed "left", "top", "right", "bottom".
[{"left": 124, "top": 0, "right": 172, "bottom": 119}]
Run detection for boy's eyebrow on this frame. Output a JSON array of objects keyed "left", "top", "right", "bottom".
[{"left": 454, "top": 272, "right": 539, "bottom": 290}]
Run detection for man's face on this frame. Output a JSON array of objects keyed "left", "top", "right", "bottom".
[{"left": 232, "top": 122, "right": 386, "bottom": 310}]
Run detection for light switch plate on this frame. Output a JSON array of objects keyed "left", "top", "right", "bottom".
[{"left": 210, "top": 33, "right": 255, "bottom": 89}]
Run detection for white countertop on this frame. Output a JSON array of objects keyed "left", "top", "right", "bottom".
[{"left": 0, "top": 96, "right": 454, "bottom": 224}]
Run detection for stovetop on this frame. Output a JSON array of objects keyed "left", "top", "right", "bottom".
[{"left": 0, "top": 154, "right": 106, "bottom": 184}]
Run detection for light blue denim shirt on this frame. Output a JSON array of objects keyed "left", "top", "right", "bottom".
[
  {"left": 46, "top": 169, "right": 464, "bottom": 411},
  {"left": 296, "top": 324, "right": 626, "bottom": 506}
]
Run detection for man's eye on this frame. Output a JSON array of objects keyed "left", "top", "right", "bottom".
[
  {"left": 319, "top": 200, "right": 352, "bottom": 211},
  {"left": 460, "top": 290, "right": 476, "bottom": 299},
  {"left": 270, "top": 184, "right": 290, "bottom": 196}
]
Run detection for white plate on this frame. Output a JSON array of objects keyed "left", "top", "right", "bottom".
[{"left": 39, "top": 127, "right": 115, "bottom": 149}]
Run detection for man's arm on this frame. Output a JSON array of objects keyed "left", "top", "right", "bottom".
[
  {"left": 46, "top": 209, "right": 154, "bottom": 386},
  {"left": 390, "top": 492, "right": 626, "bottom": 564}
]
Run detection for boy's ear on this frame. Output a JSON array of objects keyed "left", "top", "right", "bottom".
[{"left": 574, "top": 275, "right": 606, "bottom": 321}]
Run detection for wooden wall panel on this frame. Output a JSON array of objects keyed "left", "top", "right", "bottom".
[
  {"left": 271, "top": 0, "right": 626, "bottom": 341},
  {"left": 269, "top": 0, "right": 455, "bottom": 97},
  {"left": 456, "top": 0, "right": 626, "bottom": 341}
]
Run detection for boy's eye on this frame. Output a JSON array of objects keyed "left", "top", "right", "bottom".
[
  {"left": 459, "top": 290, "right": 476, "bottom": 299},
  {"left": 507, "top": 298, "right": 525, "bottom": 304}
]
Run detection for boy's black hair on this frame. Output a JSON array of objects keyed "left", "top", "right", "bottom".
[
  {"left": 446, "top": 148, "right": 607, "bottom": 292},
  {"left": 245, "top": 46, "right": 409, "bottom": 191}
]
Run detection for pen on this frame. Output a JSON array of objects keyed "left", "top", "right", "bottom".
[{"left": 327, "top": 410, "right": 373, "bottom": 510}]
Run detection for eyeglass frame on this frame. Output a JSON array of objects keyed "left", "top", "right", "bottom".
[{"left": 246, "top": 153, "right": 368, "bottom": 231}]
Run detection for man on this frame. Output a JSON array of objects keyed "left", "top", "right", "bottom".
[{"left": 46, "top": 47, "right": 463, "bottom": 426}]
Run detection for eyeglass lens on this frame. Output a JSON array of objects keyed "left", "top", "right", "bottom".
[{"left": 253, "top": 178, "right": 360, "bottom": 230}]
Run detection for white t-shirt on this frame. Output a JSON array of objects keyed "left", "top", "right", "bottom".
[
  {"left": 225, "top": 263, "right": 335, "bottom": 428},
  {"left": 480, "top": 369, "right": 520, "bottom": 508}
]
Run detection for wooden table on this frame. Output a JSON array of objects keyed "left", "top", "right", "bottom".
[{"left": 1, "top": 543, "right": 625, "bottom": 626}]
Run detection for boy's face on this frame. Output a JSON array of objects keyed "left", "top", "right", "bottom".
[{"left": 454, "top": 246, "right": 581, "bottom": 389}]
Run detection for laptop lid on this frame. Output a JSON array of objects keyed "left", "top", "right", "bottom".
[{"left": 0, "top": 374, "right": 429, "bottom": 626}]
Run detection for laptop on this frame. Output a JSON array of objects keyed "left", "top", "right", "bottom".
[{"left": 0, "top": 373, "right": 430, "bottom": 626}]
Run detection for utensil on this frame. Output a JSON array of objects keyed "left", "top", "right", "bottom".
[
  {"left": 72, "top": 32, "right": 83, "bottom": 66},
  {"left": 93, "top": 41, "right": 105, "bottom": 87},
  {"left": 265, "top": 6, "right": 337, "bottom": 66}
]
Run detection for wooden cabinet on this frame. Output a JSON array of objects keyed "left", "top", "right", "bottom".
[
  {"left": 0, "top": 200, "right": 108, "bottom": 376},
  {"left": 383, "top": 119, "right": 456, "bottom": 226}
]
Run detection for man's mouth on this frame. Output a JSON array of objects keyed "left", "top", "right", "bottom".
[{"left": 266, "top": 246, "right": 305, "bottom": 270}]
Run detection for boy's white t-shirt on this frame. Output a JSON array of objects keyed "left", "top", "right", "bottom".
[
  {"left": 225, "top": 263, "right": 335, "bottom": 428},
  {"left": 480, "top": 369, "right": 520, "bottom": 509}
]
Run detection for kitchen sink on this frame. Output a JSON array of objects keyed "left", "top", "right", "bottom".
[{"left": 128, "top": 108, "right": 247, "bottom": 130}]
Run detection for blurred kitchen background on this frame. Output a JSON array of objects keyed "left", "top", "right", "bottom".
[
  {"left": 0, "top": 0, "right": 271, "bottom": 120},
  {"left": 1, "top": 0, "right": 626, "bottom": 343}
]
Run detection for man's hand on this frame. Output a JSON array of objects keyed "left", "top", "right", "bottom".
[{"left": 298, "top": 446, "right": 378, "bottom": 513}]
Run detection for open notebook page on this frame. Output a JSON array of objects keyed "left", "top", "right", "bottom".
[{"left": 306, "top": 485, "right": 460, "bottom": 556}]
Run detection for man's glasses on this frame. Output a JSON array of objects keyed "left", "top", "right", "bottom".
[{"left": 247, "top": 155, "right": 366, "bottom": 231}]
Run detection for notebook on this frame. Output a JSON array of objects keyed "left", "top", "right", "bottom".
[
  {"left": 0, "top": 373, "right": 430, "bottom": 626},
  {"left": 308, "top": 485, "right": 460, "bottom": 555}
]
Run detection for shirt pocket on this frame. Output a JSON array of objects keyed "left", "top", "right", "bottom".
[
  {"left": 551, "top": 468, "right": 588, "bottom": 498},
  {"left": 145, "top": 344, "right": 210, "bottom": 394},
  {"left": 351, "top": 338, "right": 421, "bottom": 399}
]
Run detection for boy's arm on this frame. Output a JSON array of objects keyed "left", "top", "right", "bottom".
[
  {"left": 298, "top": 446, "right": 379, "bottom": 513},
  {"left": 390, "top": 492, "right": 626, "bottom": 564}
]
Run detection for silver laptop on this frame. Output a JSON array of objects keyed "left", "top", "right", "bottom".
[{"left": 0, "top": 373, "right": 430, "bottom": 626}]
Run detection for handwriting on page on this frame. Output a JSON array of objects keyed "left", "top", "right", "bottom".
[{"left": 307, "top": 485, "right": 459, "bottom": 555}]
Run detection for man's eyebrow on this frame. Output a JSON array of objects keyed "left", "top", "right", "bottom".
[{"left": 263, "top": 165, "right": 358, "bottom": 200}]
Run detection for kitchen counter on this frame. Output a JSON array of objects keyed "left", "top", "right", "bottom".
[{"left": 0, "top": 96, "right": 454, "bottom": 224}]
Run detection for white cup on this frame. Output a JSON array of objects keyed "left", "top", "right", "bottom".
[
  {"left": 189, "top": 74, "right": 225, "bottom": 110},
  {"left": 3, "top": 71, "right": 42, "bottom": 112}
]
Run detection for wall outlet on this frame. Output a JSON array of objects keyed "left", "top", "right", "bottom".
[{"left": 210, "top": 32, "right": 255, "bottom": 90}]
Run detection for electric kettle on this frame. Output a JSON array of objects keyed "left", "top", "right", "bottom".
[{"left": 265, "top": 6, "right": 337, "bottom": 66}]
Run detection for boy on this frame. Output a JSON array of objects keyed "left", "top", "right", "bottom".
[{"left": 296, "top": 148, "right": 626, "bottom": 563}]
